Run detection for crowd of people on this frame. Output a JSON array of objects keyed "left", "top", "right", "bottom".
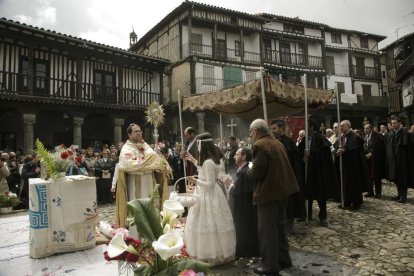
[{"left": 1, "top": 116, "right": 413, "bottom": 275}]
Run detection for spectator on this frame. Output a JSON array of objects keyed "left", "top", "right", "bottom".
[{"left": 0, "top": 153, "right": 11, "bottom": 193}]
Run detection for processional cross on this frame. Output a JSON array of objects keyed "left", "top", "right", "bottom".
[{"left": 227, "top": 118, "right": 238, "bottom": 137}]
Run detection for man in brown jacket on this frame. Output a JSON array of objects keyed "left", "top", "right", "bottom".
[{"left": 247, "top": 119, "right": 299, "bottom": 275}]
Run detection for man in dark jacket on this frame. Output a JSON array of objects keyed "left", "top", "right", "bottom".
[
  {"left": 247, "top": 118, "right": 299, "bottom": 275},
  {"left": 385, "top": 117, "right": 414, "bottom": 203},
  {"left": 228, "top": 146, "right": 259, "bottom": 258},
  {"left": 336, "top": 120, "right": 369, "bottom": 210},
  {"left": 363, "top": 123, "right": 386, "bottom": 198},
  {"left": 271, "top": 119, "right": 305, "bottom": 227},
  {"left": 298, "top": 118, "right": 338, "bottom": 226}
]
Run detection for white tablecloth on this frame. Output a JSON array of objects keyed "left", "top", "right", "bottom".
[{"left": 29, "top": 175, "right": 98, "bottom": 258}]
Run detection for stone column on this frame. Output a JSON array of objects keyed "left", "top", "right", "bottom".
[
  {"left": 196, "top": 112, "right": 205, "bottom": 134},
  {"left": 113, "top": 118, "right": 125, "bottom": 145},
  {"left": 22, "top": 114, "right": 36, "bottom": 154},
  {"left": 73, "top": 117, "right": 84, "bottom": 148}
]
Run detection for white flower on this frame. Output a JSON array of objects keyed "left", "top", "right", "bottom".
[
  {"left": 163, "top": 200, "right": 184, "bottom": 216},
  {"left": 107, "top": 233, "right": 128, "bottom": 258},
  {"left": 107, "top": 233, "right": 137, "bottom": 258},
  {"left": 152, "top": 232, "right": 184, "bottom": 260}
]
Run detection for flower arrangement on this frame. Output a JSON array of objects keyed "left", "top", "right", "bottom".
[
  {"left": 103, "top": 198, "right": 208, "bottom": 275},
  {"left": 0, "top": 192, "right": 20, "bottom": 208},
  {"left": 34, "top": 139, "right": 73, "bottom": 179}
]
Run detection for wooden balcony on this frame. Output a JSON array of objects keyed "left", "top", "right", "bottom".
[
  {"left": 0, "top": 71, "right": 160, "bottom": 109},
  {"left": 396, "top": 52, "right": 414, "bottom": 82},
  {"left": 352, "top": 65, "right": 381, "bottom": 79},
  {"left": 182, "top": 43, "right": 261, "bottom": 63},
  {"left": 262, "top": 49, "right": 323, "bottom": 68}
]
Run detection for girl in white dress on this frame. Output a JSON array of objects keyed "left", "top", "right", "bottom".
[{"left": 185, "top": 132, "right": 236, "bottom": 266}]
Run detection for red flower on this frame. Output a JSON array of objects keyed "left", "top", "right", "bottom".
[
  {"left": 75, "top": 156, "right": 83, "bottom": 164},
  {"left": 59, "top": 144, "right": 65, "bottom": 148},
  {"left": 61, "top": 151, "right": 69, "bottom": 159},
  {"left": 125, "top": 252, "right": 139, "bottom": 263},
  {"left": 68, "top": 150, "right": 73, "bottom": 155}
]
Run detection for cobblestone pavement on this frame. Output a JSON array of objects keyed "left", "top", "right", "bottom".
[{"left": 98, "top": 181, "right": 414, "bottom": 275}]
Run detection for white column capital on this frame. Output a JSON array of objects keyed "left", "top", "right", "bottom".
[
  {"left": 73, "top": 117, "right": 84, "bottom": 126},
  {"left": 113, "top": 118, "right": 125, "bottom": 127},
  {"left": 22, "top": 114, "right": 36, "bottom": 125}
]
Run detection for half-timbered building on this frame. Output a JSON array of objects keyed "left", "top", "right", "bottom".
[
  {"left": 381, "top": 32, "right": 414, "bottom": 125},
  {"left": 0, "top": 18, "right": 169, "bottom": 153},
  {"left": 131, "top": 1, "right": 388, "bottom": 136}
]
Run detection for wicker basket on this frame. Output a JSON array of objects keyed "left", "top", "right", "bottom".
[{"left": 169, "top": 176, "right": 199, "bottom": 207}]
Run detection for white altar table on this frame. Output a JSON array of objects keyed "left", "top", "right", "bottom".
[{"left": 29, "top": 175, "right": 98, "bottom": 258}]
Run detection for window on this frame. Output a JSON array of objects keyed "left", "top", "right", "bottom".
[
  {"left": 202, "top": 65, "right": 215, "bottom": 85},
  {"left": 284, "top": 24, "right": 304, "bottom": 34},
  {"left": 191, "top": 33, "right": 203, "bottom": 54},
  {"left": 94, "top": 70, "right": 116, "bottom": 103},
  {"left": 215, "top": 39, "right": 226, "bottom": 59},
  {"left": 223, "top": 67, "right": 242, "bottom": 87},
  {"left": 337, "top": 82, "right": 345, "bottom": 94},
  {"left": 362, "top": 84, "right": 371, "bottom": 96},
  {"left": 235, "top": 41, "right": 243, "bottom": 57},
  {"left": 360, "top": 37, "right": 368, "bottom": 49},
  {"left": 280, "top": 42, "right": 291, "bottom": 64},
  {"left": 263, "top": 39, "right": 272, "bottom": 61},
  {"left": 331, "top": 33, "right": 342, "bottom": 44},
  {"left": 326, "top": 56, "right": 335, "bottom": 75},
  {"left": 382, "top": 71, "right": 386, "bottom": 79},
  {"left": 297, "top": 44, "right": 306, "bottom": 65},
  {"left": 19, "top": 57, "right": 49, "bottom": 96},
  {"left": 245, "top": 71, "right": 256, "bottom": 82}
]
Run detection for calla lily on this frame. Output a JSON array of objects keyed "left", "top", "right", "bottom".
[
  {"left": 107, "top": 233, "right": 137, "bottom": 258},
  {"left": 160, "top": 209, "right": 178, "bottom": 228},
  {"left": 152, "top": 232, "right": 184, "bottom": 260},
  {"left": 108, "top": 233, "right": 128, "bottom": 258},
  {"left": 163, "top": 200, "right": 184, "bottom": 216}
]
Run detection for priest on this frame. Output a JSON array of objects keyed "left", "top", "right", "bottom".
[{"left": 114, "top": 123, "right": 165, "bottom": 228}]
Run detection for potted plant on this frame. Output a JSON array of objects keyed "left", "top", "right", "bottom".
[{"left": 0, "top": 192, "right": 21, "bottom": 213}]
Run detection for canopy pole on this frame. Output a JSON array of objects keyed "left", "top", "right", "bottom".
[
  {"left": 220, "top": 113, "right": 223, "bottom": 148},
  {"left": 260, "top": 67, "right": 268, "bottom": 122},
  {"left": 303, "top": 74, "right": 309, "bottom": 224},
  {"left": 335, "top": 83, "right": 344, "bottom": 209},
  {"left": 177, "top": 90, "right": 187, "bottom": 182}
]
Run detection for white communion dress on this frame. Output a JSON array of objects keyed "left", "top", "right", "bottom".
[{"left": 184, "top": 159, "right": 236, "bottom": 265}]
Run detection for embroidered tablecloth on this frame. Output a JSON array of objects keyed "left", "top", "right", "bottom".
[{"left": 29, "top": 175, "right": 98, "bottom": 258}]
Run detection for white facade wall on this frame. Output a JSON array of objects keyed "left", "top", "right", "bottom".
[
  {"left": 354, "top": 81, "right": 380, "bottom": 96},
  {"left": 327, "top": 75, "right": 353, "bottom": 94},
  {"left": 308, "top": 44, "right": 322, "bottom": 57},
  {"left": 304, "top": 28, "right": 322, "bottom": 37},
  {"left": 326, "top": 52, "right": 349, "bottom": 77},
  {"left": 244, "top": 33, "right": 260, "bottom": 52},
  {"left": 264, "top": 21, "right": 284, "bottom": 31}
]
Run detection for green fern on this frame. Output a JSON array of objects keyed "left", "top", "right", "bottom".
[{"left": 34, "top": 139, "right": 58, "bottom": 179}]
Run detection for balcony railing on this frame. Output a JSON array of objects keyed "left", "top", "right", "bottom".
[
  {"left": 352, "top": 65, "right": 380, "bottom": 78},
  {"left": 195, "top": 77, "right": 247, "bottom": 94},
  {"left": 357, "top": 95, "right": 388, "bottom": 107},
  {"left": 396, "top": 52, "right": 414, "bottom": 82},
  {"left": 0, "top": 71, "right": 159, "bottom": 108},
  {"left": 262, "top": 49, "right": 323, "bottom": 68},
  {"left": 182, "top": 43, "right": 261, "bottom": 63}
]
